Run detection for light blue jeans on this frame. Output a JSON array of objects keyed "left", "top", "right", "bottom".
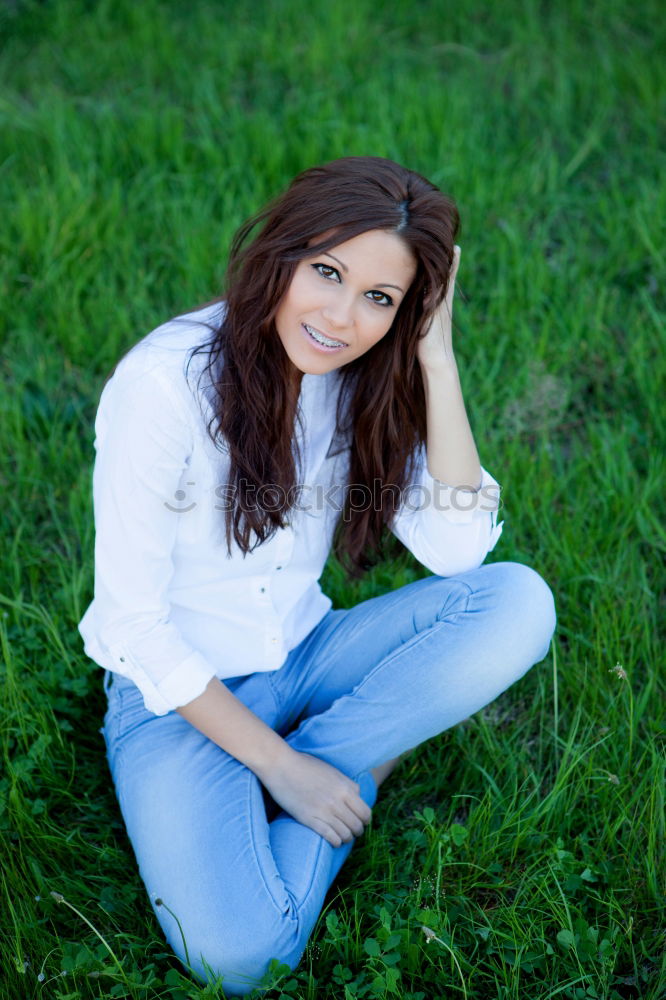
[{"left": 102, "top": 562, "right": 556, "bottom": 995}]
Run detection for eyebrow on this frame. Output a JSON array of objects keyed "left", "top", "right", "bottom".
[{"left": 323, "top": 252, "right": 405, "bottom": 294}]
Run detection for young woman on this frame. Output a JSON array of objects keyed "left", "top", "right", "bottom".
[{"left": 79, "top": 156, "right": 556, "bottom": 995}]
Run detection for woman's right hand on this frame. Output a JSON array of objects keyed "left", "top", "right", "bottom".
[{"left": 258, "top": 748, "right": 372, "bottom": 847}]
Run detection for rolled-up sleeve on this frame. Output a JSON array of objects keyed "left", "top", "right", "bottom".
[
  {"left": 79, "top": 354, "right": 216, "bottom": 715},
  {"left": 389, "top": 445, "right": 504, "bottom": 577}
]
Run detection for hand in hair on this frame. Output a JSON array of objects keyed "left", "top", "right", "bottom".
[
  {"left": 260, "top": 748, "right": 372, "bottom": 847},
  {"left": 417, "top": 244, "right": 461, "bottom": 371}
]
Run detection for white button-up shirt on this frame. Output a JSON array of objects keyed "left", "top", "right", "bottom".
[{"left": 78, "top": 303, "right": 504, "bottom": 715}]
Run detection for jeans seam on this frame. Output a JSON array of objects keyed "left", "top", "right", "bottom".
[
  {"left": 102, "top": 712, "right": 129, "bottom": 817},
  {"left": 245, "top": 767, "right": 295, "bottom": 919},
  {"left": 286, "top": 833, "right": 328, "bottom": 916},
  {"left": 266, "top": 668, "right": 284, "bottom": 719}
]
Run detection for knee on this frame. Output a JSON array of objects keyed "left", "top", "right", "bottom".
[
  {"left": 171, "top": 921, "right": 298, "bottom": 996},
  {"left": 184, "top": 942, "right": 292, "bottom": 996},
  {"left": 492, "top": 561, "right": 557, "bottom": 660}
]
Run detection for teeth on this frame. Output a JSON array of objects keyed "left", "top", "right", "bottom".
[{"left": 305, "top": 324, "right": 345, "bottom": 348}]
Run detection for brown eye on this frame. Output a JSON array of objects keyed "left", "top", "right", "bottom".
[
  {"left": 312, "top": 263, "right": 341, "bottom": 282},
  {"left": 366, "top": 290, "right": 393, "bottom": 307}
]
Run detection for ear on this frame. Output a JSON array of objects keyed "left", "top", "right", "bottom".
[
  {"left": 422, "top": 281, "right": 446, "bottom": 312},
  {"left": 422, "top": 282, "right": 442, "bottom": 310}
]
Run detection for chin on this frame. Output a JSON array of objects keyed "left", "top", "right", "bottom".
[{"left": 289, "top": 351, "right": 342, "bottom": 376}]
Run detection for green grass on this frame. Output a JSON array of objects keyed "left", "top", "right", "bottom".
[{"left": 1, "top": 0, "right": 664, "bottom": 996}]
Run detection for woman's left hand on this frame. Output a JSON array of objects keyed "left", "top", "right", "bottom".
[{"left": 416, "top": 245, "right": 461, "bottom": 370}]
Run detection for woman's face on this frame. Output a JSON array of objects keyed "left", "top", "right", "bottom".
[{"left": 275, "top": 229, "right": 416, "bottom": 375}]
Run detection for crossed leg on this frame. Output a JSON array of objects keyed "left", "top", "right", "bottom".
[{"left": 103, "top": 562, "right": 555, "bottom": 995}]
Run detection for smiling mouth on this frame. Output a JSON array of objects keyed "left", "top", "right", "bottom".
[{"left": 303, "top": 323, "right": 348, "bottom": 348}]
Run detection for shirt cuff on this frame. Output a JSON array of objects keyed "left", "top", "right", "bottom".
[
  {"left": 107, "top": 642, "right": 215, "bottom": 715},
  {"left": 417, "top": 463, "right": 502, "bottom": 525}
]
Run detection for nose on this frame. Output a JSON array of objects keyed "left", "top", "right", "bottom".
[{"left": 321, "top": 292, "right": 355, "bottom": 330}]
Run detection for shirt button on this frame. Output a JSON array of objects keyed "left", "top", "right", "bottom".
[
  {"left": 259, "top": 587, "right": 266, "bottom": 593},
  {"left": 119, "top": 657, "right": 125, "bottom": 663},
  {"left": 276, "top": 565, "right": 282, "bottom": 571}
]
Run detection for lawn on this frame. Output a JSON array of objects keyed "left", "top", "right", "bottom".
[{"left": 0, "top": 0, "right": 664, "bottom": 997}]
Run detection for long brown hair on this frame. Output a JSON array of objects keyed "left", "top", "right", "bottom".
[{"left": 189, "top": 156, "right": 460, "bottom": 577}]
